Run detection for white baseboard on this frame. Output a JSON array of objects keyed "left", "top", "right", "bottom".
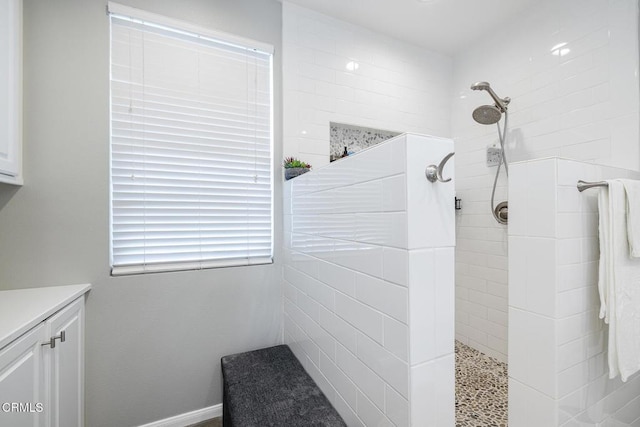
[{"left": 138, "top": 404, "right": 223, "bottom": 427}]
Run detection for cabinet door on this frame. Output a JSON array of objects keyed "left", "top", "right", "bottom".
[
  {"left": 43, "top": 298, "right": 84, "bottom": 427},
  {"left": 0, "top": 323, "right": 45, "bottom": 427},
  {"left": 0, "top": 0, "right": 22, "bottom": 182}
]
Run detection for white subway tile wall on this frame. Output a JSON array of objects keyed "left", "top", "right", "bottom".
[
  {"left": 452, "top": 0, "right": 639, "bottom": 362},
  {"left": 282, "top": 1, "right": 640, "bottom": 424},
  {"left": 283, "top": 134, "right": 455, "bottom": 426},
  {"left": 283, "top": 2, "right": 453, "bottom": 170},
  {"left": 509, "top": 158, "right": 640, "bottom": 426}
]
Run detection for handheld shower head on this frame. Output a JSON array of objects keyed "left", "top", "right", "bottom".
[
  {"left": 471, "top": 81, "right": 491, "bottom": 91},
  {"left": 470, "top": 81, "right": 509, "bottom": 113}
]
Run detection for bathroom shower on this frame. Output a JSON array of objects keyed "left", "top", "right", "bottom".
[{"left": 471, "top": 81, "right": 510, "bottom": 224}]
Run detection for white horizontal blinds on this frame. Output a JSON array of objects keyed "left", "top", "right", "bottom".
[{"left": 110, "top": 8, "right": 273, "bottom": 275}]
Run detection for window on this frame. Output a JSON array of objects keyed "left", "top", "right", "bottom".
[{"left": 108, "top": 3, "right": 273, "bottom": 275}]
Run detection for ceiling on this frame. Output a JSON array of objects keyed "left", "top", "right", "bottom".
[{"left": 283, "top": 0, "right": 538, "bottom": 55}]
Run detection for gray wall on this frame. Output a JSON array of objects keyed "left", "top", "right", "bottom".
[{"left": 0, "top": 0, "right": 283, "bottom": 426}]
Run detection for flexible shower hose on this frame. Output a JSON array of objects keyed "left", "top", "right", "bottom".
[{"left": 490, "top": 110, "right": 508, "bottom": 224}]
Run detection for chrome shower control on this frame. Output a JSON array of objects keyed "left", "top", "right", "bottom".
[
  {"left": 487, "top": 146, "right": 502, "bottom": 167},
  {"left": 494, "top": 201, "right": 508, "bottom": 225}
]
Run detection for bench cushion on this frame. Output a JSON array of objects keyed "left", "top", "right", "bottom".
[{"left": 221, "top": 345, "right": 347, "bottom": 427}]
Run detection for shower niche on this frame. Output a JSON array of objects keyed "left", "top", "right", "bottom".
[{"left": 329, "top": 122, "right": 401, "bottom": 162}]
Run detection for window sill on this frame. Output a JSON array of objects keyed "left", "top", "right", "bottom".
[{"left": 110, "top": 257, "right": 274, "bottom": 276}]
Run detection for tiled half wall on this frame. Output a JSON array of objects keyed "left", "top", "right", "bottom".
[
  {"left": 283, "top": 134, "right": 455, "bottom": 426},
  {"left": 509, "top": 158, "right": 640, "bottom": 426}
]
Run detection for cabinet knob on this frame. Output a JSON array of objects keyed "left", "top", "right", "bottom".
[{"left": 41, "top": 330, "right": 66, "bottom": 348}]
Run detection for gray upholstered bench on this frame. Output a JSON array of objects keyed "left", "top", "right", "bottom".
[{"left": 221, "top": 345, "right": 347, "bottom": 427}]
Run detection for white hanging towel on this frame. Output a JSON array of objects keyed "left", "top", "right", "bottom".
[
  {"left": 598, "top": 182, "right": 618, "bottom": 377},
  {"left": 597, "top": 185, "right": 612, "bottom": 322},
  {"left": 621, "top": 179, "right": 640, "bottom": 258},
  {"left": 598, "top": 180, "right": 640, "bottom": 381}
]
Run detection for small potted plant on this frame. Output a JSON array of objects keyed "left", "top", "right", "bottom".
[{"left": 283, "top": 157, "right": 312, "bottom": 180}]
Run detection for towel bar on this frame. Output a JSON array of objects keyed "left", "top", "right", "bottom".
[{"left": 577, "top": 180, "right": 608, "bottom": 192}]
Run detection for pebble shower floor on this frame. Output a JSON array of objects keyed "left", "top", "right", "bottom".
[{"left": 455, "top": 341, "right": 508, "bottom": 427}]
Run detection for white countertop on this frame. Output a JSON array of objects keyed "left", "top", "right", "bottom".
[{"left": 0, "top": 283, "right": 91, "bottom": 349}]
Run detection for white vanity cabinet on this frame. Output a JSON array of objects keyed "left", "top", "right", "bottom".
[
  {"left": 0, "top": 323, "right": 45, "bottom": 427},
  {"left": 43, "top": 297, "right": 84, "bottom": 427},
  {"left": 0, "top": 0, "right": 23, "bottom": 184},
  {"left": 0, "top": 284, "right": 90, "bottom": 427}
]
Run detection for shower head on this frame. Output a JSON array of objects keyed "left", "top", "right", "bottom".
[
  {"left": 470, "top": 81, "right": 510, "bottom": 113},
  {"left": 471, "top": 81, "right": 491, "bottom": 91},
  {"left": 472, "top": 105, "right": 502, "bottom": 125}
]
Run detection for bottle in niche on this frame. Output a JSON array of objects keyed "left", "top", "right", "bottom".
[{"left": 342, "top": 146, "right": 348, "bottom": 158}]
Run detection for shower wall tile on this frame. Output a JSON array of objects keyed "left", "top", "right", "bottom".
[
  {"left": 452, "top": 0, "right": 639, "bottom": 363},
  {"left": 434, "top": 248, "right": 456, "bottom": 357},
  {"left": 524, "top": 160, "right": 558, "bottom": 238},
  {"left": 334, "top": 292, "right": 384, "bottom": 344},
  {"left": 283, "top": 134, "right": 455, "bottom": 426},
  {"left": 385, "top": 385, "right": 410, "bottom": 427},
  {"left": 282, "top": 2, "right": 452, "bottom": 169},
  {"left": 509, "top": 158, "right": 640, "bottom": 426},
  {"left": 336, "top": 343, "right": 385, "bottom": 408},
  {"left": 408, "top": 248, "right": 437, "bottom": 365},
  {"left": 509, "top": 378, "right": 558, "bottom": 427},
  {"left": 356, "top": 391, "right": 387, "bottom": 427},
  {"left": 509, "top": 236, "right": 557, "bottom": 317},
  {"left": 354, "top": 273, "right": 408, "bottom": 323},
  {"left": 406, "top": 136, "right": 456, "bottom": 250},
  {"left": 508, "top": 306, "right": 557, "bottom": 398},
  {"left": 409, "top": 354, "right": 455, "bottom": 427},
  {"left": 381, "top": 247, "right": 409, "bottom": 287},
  {"left": 383, "top": 317, "right": 408, "bottom": 362}
]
